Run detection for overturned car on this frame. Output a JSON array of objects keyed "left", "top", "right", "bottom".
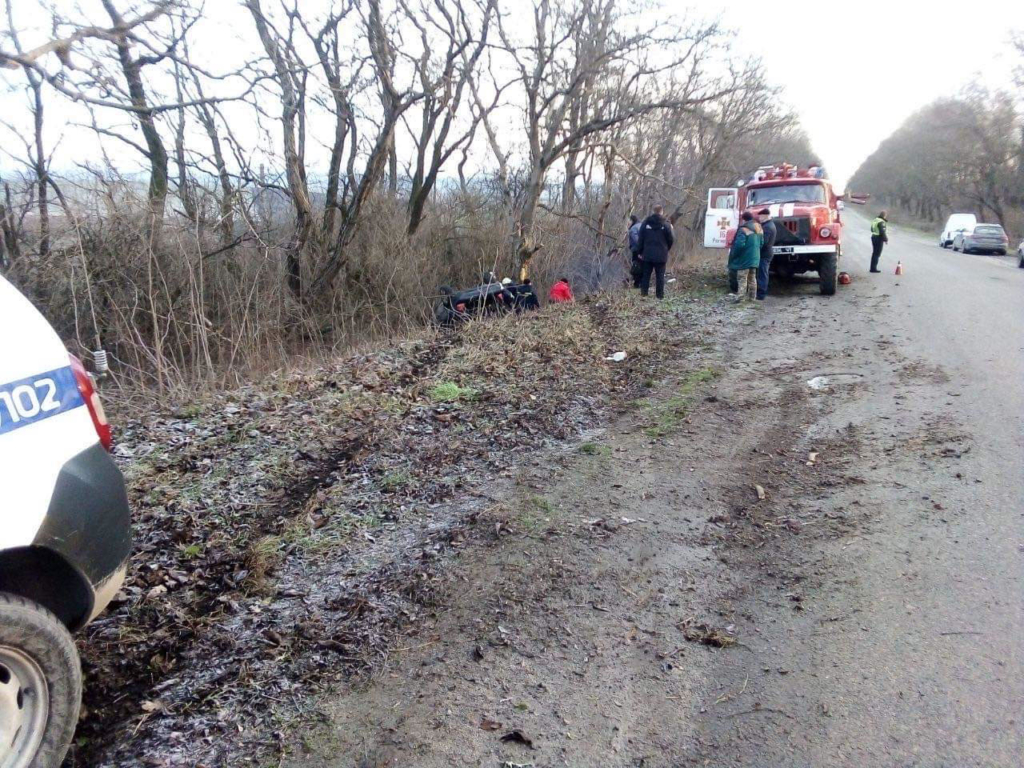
[{"left": 433, "top": 279, "right": 540, "bottom": 326}]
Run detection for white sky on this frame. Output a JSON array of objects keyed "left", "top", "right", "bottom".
[
  {"left": 715, "top": 0, "right": 1021, "bottom": 189},
  {"left": 1, "top": 0, "right": 1020, "bottom": 191}
]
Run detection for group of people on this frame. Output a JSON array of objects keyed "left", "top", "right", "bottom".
[
  {"left": 627, "top": 205, "right": 675, "bottom": 299},
  {"left": 727, "top": 208, "right": 777, "bottom": 302},
  {"left": 628, "top": 204, "right": 779, "bottom": 303}
]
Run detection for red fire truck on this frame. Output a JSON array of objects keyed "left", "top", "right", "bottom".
[{"left": 704, "top": 164, "right": 865, "bottom": 296}]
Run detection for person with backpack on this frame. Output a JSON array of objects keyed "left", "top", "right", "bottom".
[
  {"left": 728, "top": 211, "right": 763, "bottom": 302},
  {"left": 637, "top": 205, "right": 674, "bottom": 299}
]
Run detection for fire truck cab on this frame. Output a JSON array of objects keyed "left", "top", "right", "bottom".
[{"left": 705, "top": 164, "right": 852, "bottom": 296}]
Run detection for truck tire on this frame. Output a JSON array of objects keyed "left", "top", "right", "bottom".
[
  {"left": 0, "top": 592, "right": 82, "bottom": 768},
  {"left": 819, "top": 251, "right": 838, "bottom": 296}
]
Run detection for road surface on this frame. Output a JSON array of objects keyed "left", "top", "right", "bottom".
[
  {"left": 692, "top": 208, "right": 1024, "bottom": 766},
  {"left": 290, "top": 209, "right": 1023, "bottom": 768}
]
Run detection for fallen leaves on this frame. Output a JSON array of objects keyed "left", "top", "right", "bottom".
[{"left": 76, "top": 290, "right": 705, "bottom": 765}]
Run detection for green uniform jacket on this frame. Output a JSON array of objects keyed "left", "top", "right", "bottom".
[{"left": 728, "top": 222, "right": 763, "bottom": 270}]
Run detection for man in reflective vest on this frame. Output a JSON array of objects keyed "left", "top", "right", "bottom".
[{"left": 870, "top": 211, "right": 889, "bottom": 273}]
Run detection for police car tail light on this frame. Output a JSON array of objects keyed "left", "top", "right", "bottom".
[{"left": 69, "top": 354, "right": 113, "bottom": 451}]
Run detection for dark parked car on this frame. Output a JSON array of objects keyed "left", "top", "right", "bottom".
[
  {"left": 953, "top": 224, "right": 1009, "bottom": 255},
  {"left": 1017, "top": 238, "right": 1023, "bottom": 268}
]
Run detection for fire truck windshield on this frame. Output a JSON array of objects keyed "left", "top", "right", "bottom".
[{"left": 747, "top": 184, "right": 827, "bottom": 205}]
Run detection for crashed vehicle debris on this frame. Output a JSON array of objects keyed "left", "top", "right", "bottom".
[{"left": 433, "top": 278, "right": 540, "bottom": 326}]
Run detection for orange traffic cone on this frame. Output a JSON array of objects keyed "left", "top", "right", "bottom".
[{"left": 895, "top": 261, "right": 904, "bottom": 276}]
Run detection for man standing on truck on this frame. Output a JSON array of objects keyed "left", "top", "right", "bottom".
[
  {"left": 756, "top": 208, "right": 777, "bottom": 300},
  {"left": 870, "top": 211, "right": 889, "bottom": 273}
]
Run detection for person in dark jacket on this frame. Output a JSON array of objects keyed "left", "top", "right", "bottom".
[
  {"left": 756, "top": 208, "right": 777, "bottom": 300},
  {"left": 870, "top": 211, "right": 889, "bottom": 273},
  {"left": 637, "top": 205, "right": 674, "bottom": 299},
  {"left": 627, "top": 214, "right": 643, "bottom": 288},
  {"left": 512, "top": 278, "right": 540, "bottom": 311}
]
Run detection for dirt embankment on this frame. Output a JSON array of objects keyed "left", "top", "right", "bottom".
[
  {"left": 68, "top": 270, "right": 723, "bottom": 767},
  {"left": 278, "top": 299, "right": 877, "bottom": 768}
]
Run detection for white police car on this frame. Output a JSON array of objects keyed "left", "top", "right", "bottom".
[{"left": 0, "top": 275, "right": 130, "bottom": 767}]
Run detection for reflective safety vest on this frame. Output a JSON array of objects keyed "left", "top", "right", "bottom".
[{"left": 871, "top": 217, "right": 887, "bottom": 236}]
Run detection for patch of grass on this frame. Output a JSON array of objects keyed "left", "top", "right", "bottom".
[
  {"left": 380, "top": 469, "right": 412, "bottom": 491},
  {"left": 245, "top": 534, "right": 283, "bottom": 593},
  {"left": 643, "top": 366, "right": 720, "bottom": 438},
  {"left": 174, "top": 403, "right": 204, "bottom": 419},
  {"left": 178, "top": 543, "right": 204, "bottom": 560},
  {"left": 427, "top": 381, "right": 479, "bottom": 403},
  {"left": 527, "top": 496, "right": 553, "bottom": 514},
  {"left": 579, "top": 442, "right": 611, "bottom": 457},
  {"left": 516, "top": 495, "right": 555, "bottom": 533}
]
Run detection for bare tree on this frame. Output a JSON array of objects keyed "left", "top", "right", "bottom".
[
  {"left": 4, "top": 0, "right": 52, "bottom": 255},
  {"left": 493, "top": 0, "right": 728, "bottom": 277},
  {"left": 400, "top": 0, "right": 495, "bottom": 236}
]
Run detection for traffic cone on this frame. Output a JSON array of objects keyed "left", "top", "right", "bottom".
[{"left": 895, "top": 261, "right": 903, "bottom": 276}]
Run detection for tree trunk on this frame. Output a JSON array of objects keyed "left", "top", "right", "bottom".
[
  {"left": 29, "top": 75, "right": 49, "bottom": 257},
  {"left": 101, "top": 0, "right": 168, "bottom": 238}
]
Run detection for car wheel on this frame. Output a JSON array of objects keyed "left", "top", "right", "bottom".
[
  {"left": 1018, "top": 255, "right": 1024, "bottom": 268},
  {"left": 0, "top": 593, "right": 82, "bottom": 768}
]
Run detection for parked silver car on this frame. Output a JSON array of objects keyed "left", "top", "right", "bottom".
[{"left": 953, "top": 224, "right": 1009, "bottom": 255}]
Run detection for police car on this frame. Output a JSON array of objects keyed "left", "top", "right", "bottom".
[{"left": 0, "top": 275, "right": 131, "bottom": 767}]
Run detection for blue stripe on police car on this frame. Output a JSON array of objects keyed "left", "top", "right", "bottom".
[{"left": 0, "top": 365, "right": 85, "bottom": 436}]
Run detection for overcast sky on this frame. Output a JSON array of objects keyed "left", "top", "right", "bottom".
[
  {"left": 715, "top": 0, "right": 1021, "bottom": 189},
  {"left": 1, "top": 0, "right": 1020, "bottom": 191}
]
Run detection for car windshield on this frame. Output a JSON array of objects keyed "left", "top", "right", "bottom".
[
  {"left": 747, "top": 184, "right": 827, "bottom": 205},
  {"left": 973, "top": 225, "right": 1004, "bottom": 235}
]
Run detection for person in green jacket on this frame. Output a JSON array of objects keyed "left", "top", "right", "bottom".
[{"left": 728, "top": 211, "right": 763, "bottom": 301}]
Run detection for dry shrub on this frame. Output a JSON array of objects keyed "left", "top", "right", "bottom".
[{"left": 3, "top": 175, "right": 664, "bottom": 400}]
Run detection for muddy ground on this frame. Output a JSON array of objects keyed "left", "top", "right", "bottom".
[
  {"left": 281, "top": 217, "right": 1023, "bottom": 767},
  {"left": 70, "top": 217, "right": 1023, "bottom": 766}
]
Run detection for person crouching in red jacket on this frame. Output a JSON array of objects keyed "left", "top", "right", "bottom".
[{"left": 548, "top": 277, "right": 574, "bottom": 303}]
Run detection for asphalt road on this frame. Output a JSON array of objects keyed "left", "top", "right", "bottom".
[{"left": 696, "top": 208, "right": 1024, "bottom": 766}]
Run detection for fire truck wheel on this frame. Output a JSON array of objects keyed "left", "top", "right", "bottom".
[{"left": 819, "top": 252, "right": 838, "bottom": 296}]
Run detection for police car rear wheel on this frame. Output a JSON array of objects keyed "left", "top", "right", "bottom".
[{"left": 0, "top": 593, "right": 81, "bottom": 768}]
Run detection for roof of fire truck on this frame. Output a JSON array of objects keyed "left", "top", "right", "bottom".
[{"left": 744, "top": 163, "right": 829, "bottom": 186}]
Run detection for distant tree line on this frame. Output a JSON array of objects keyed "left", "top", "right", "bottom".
[
  {"left": 0, "top": 0, "right": 811, "bottom": 392},
  {"left": 850, "top": 46, "right": 1023, "bottom": 235}
]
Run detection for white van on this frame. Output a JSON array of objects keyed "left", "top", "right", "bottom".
[
  {"left": 940, "top": 213, "right": 977, "bottom": 248},
  {"left": 0, "top": 275, "right": 131, "bottom": 767}
]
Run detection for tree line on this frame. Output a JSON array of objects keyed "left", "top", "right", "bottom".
[
  {"left": 850, "top": 43, "right": 1023, "bottom": 235},
  {"left": 0, "top": 0, "right": 811, "bottom": 392}
]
